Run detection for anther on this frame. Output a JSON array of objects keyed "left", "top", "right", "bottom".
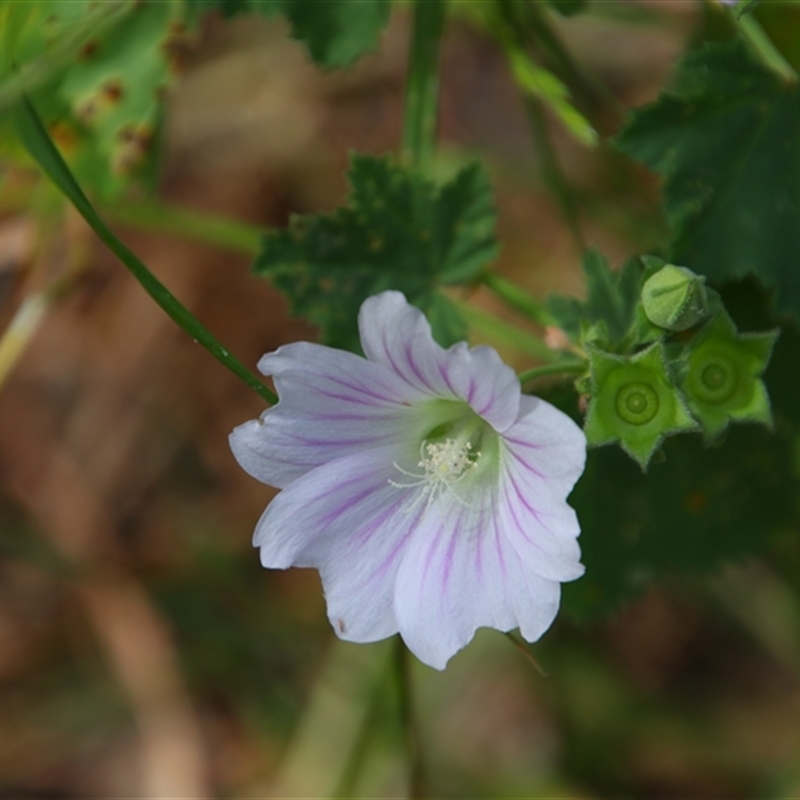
[{"left": 389, "top": 438, "right": 479, "bottom": 511}]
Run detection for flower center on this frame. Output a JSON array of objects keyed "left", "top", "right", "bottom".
[
  {"left": 389, "top": 416, "right": 484, "bottom": 511},
  {"left": 421, "top": 438, "right": 478, "bottom": 486}
]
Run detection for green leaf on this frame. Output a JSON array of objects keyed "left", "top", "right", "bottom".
[
  {"left": 253, "top": 154, "right": 499, "bottom": 351},
  {"left": 54, "top": 0, "right": 189, "bottom": 198},
  {"left": 1, "top": 0, "right": 190, "bottom": 199},
  {"left": 584, "top": 342, "right": 698, "bottom": 468},
  {"left": 736, "top": 0, "right": 764, "bottom": 17},
  {"left": 280, "top": 0, "right": 391, "bottom": 69},
  {"left": 547, "top": 248, "right": 642, "bottom": 346},
  {"left": 191, "top": 0, "right": 393, "bottom": 69},
  {"left": 0, "top": 1, "right": 129, "bottom": 115},
  {"left": 615, "top": 40, "right": 800, "bottom": 318}
]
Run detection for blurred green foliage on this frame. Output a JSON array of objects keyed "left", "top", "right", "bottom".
[{"left": 2, "top": 0, "right": 800, "bottom": 796}]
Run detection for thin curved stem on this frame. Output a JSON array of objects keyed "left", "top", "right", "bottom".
[
  {"left": 11, "top": 94, "right": 276, "bottom": 405},
  {"left": 103, "top": 199, "right": 264, "bottom": 255}
]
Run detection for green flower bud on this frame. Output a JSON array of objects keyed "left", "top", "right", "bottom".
[
  {"left": 680, "top": 313, "right": 777, "bottom": 441},
  {"left": 642, "top": 264, "right": 709, "bottom": 332},
  {"left": 584, "top": 343, "right": 698, "bottom": 469}
]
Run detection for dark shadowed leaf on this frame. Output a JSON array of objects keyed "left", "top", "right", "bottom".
[{"left": 616, "top": 41, "right": 800, "bottom": 318}]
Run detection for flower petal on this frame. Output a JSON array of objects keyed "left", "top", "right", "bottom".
[
  {"left": 230, "top": 341, "right": 426, "bottom": 489},
  {"left": 393, "top": 489, "right": 561, "bottom": 670},
  {"left": 254, "top": 444, "right": 422, "bottom": 642},
  {"left": 358, "top": 292, "right": 520, "bottom": 431},
  {"left": 498, "top": 395, "right": 586, "bottom": 581}
]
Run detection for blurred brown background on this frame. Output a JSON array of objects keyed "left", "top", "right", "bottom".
[{"left": 1, "top": 3, "right": 799, "bottom": 797}]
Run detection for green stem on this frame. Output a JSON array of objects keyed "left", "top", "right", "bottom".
[
  {"left": 11, "top": 94, "right": 276, "bottom": 405},
  {"left": 395, "top": 638, "right": 424, "bottom": 799},
  {"left": 500, "top": 0, "right": 621, "bottom": 133},
  {"left": 402, "top": 0, "right": 447, "bottom": 171},
  {"left": 103, "top": 200, "right": 264, "bottom": 255},
  {"left": 735, "top": 11, "right": 798, "bottom": 83},
  {"left": 481, "top": 272, "right": 557, "bottom": 326},
  {"left": 522, "top": 96, "right": 584, "bottom": 251},
  {"left": 454, "top": 300, "right": 560, "bottom": 362},
  {"left": 518, "top": 359, "right": 585, "bottom": 385},
  {"left": 332, "top": 651, "right": 394, "bottom": 800}
]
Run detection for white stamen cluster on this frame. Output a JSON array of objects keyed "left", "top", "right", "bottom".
[{"left": 390, "top": 438, "right": 479, "bottom": 511}]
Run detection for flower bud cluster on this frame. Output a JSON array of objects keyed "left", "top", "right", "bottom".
[{"left": 550, "top": 257, "right": 778, "bottom": 468}]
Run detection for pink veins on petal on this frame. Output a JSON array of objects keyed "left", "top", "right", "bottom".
[{"left": 229, "top": 290, "right": 587, "bottom": 670}]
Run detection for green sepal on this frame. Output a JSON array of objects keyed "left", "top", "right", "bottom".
[
  {"left": 630, "top": 305, "right": 665, "bottom": 348},
  {"left": 579, "top": 317, "right": 609, "bottom": 349},
  {"left": 584, "top": 342, "right": 698, "bottom": 469},
  {"left": 680, "top": 312, "right": 778, "bottom": 441}
]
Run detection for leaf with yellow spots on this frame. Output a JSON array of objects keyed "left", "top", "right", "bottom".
[
  {"left": 0, "top": 0, "right": 191, "bottom": 199},
  {"left": 253, "top": 154, "right": 499, "bottom": 351}
]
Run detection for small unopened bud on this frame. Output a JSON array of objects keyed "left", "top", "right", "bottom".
[{"left": 642, "top": 264, "right": 708, "bottom": 332}]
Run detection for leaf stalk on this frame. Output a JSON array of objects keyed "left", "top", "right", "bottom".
[
  {"left": 735, "top": 11, "right": 798, "bottom": 84},
  {"left": 11, "top": 95, "right": 277, "bottom": 405},
  {"left": 481, "top": 272, "right": 558, "bottom": 326}
]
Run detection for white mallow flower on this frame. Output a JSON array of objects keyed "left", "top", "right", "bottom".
[{"left": 230, "top": 291, "right": 587, "bottom": 669}]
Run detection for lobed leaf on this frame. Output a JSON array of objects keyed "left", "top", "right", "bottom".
[
  {"left": 191, "top": 0, "right": 391, "bottom": 68},
  {"left": 281, "top": 0, "right": 391, "bottom": 69},
  {"left": 253, "top": 154, "right": 499, "bottom": 351},
  {"left": 616, "top": 40, "right": 800, "bottom": 318}
]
